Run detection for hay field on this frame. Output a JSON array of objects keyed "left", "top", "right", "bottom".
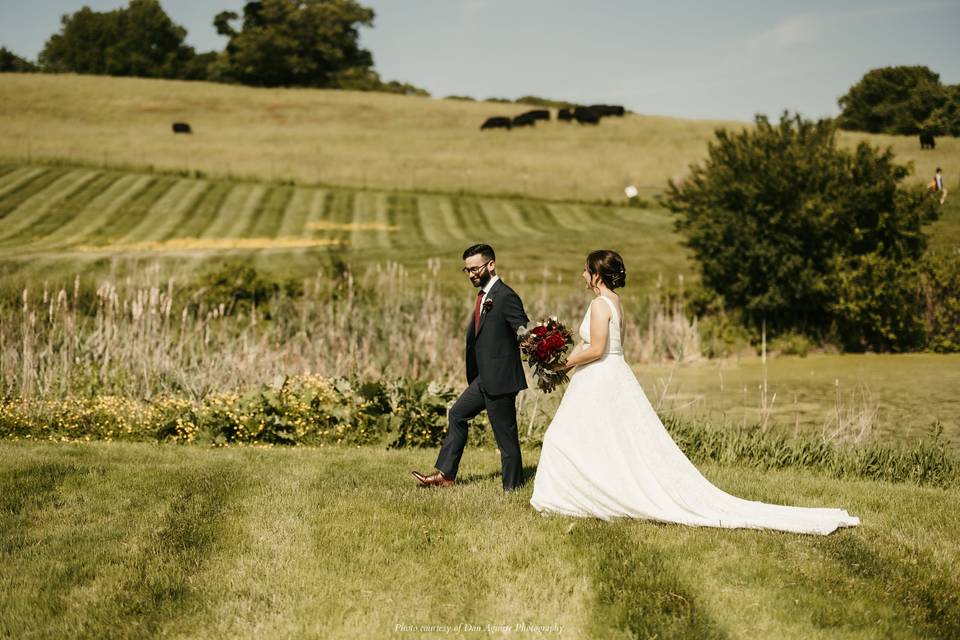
[
  {"left": 0, "top": 161, "right": 693, "bottom": 295},
  {"left": 4, "top": 73, "right": 956, "bottom": 202}
]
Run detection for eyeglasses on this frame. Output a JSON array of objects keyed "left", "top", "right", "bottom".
[{"left": 461, "top": 260, "right": 493, "bottom": 275}]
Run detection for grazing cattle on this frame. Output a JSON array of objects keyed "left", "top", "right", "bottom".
[
  {"left": 520, "top": 109, "right": 550, "bottom": 121},
  {"left": 558, "top": 108, "right": 574, "bottom": 121},
  {"left": 172, "top": 122, "right": 192, "bottom": 134},
  {"left": 481, "top": 116, "right": 512, "bottom": 130},
  {"left": 511, "top": 112, "right": 537, "bottom": 127},
  {"left": 920, "top": 133, "right": 936, "bottom": 150},
  {"left": 573, "top": 107, "right": 600, "bottom": 124}
]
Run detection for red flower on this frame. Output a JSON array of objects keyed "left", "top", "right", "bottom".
[{"left": 532, "top": 325, "right": 548, "bottom": 337}]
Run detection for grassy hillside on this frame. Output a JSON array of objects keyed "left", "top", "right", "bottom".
[
  {"left": 2, "top": 441, "right": 958, "bottom": 639},
  {"left": 2, "top": 73, "right": 957, "bottom": 202}
]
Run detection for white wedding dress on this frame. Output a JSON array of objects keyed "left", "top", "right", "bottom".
[{"left": 529, "top": 296, "right": 860, "bottom": 535}]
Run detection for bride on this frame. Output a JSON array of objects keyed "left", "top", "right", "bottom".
[{"left": 529, "top": 250, "right": 860, "bottom": 535}]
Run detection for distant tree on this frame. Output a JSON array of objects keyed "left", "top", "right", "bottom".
[
  {"left": 665, "top": 112, "right": 939, "bottom": 351},
  {"left": 0, "top": 48, "right": 38, "bottom": 72},
  {"left": 837, "top": 66, "right": 951, "bottom": 135},
  {"left": 213, "top": 0, "right": 376, "bottom": 88},
  {"left": 922, "top": 84, "right": 960, "bottom": 137},
  {"left": 39, "top": 0, "right": 198, "bottom": 79},
  {"left": 330, "top": 66, "right": 429, "bottom": 96},
  {"left": 514, "top": 95, "right": 578, "bottom": 110}
]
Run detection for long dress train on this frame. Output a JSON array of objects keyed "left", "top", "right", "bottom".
[{"left": 529, "top": 296, "right": 860, "bottom": 535}]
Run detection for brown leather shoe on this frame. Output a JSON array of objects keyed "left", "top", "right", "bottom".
[{"left": 411, "top": 469, "right": 455, "bottom": 487}]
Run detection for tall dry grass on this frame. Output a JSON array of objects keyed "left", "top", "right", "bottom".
[{"left": 0, "top": 262, "right": 701, "bottom": 401}]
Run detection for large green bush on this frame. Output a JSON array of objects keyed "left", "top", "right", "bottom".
[{"left": 664, "top": 112, "right": 939, "bottom": 351}]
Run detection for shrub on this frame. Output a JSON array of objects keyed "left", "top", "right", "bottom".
[
  {"left": 664, "top": 112, "right": 939, "bottom": 351},
  {"left": 919, "top": 249, "right": 960, "bottom": 352},
  {"left": 768, "top": 331, "right": 811, "bottom": 357}
]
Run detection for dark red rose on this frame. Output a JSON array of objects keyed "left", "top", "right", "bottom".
[{"left": 532, "top": 325, "right": 548, "bottom": 337}]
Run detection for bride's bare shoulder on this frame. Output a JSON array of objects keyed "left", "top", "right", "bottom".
[{"left": 589, "top": 296, "right": 613, "bottom": 316}]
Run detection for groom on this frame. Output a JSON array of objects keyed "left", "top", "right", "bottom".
[{"left": 412, "top": 244, "right": 529, "bottom": 491}]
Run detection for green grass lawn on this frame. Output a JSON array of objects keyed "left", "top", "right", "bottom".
[{"left": 2, "top": 441, "right": 958, "bottom": 639}]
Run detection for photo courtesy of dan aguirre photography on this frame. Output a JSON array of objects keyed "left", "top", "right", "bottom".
[{"left": 1, "top": 1, "right": 959, "bottom": 638}]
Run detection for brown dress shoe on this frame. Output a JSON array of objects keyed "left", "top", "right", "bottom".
[{"left": 411, "top": 469, "right": 455, "bottom": 487}]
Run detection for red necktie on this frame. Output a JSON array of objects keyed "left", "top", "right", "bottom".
[{"left": 474, "top": 289, "right": 484, "bottom": 335}]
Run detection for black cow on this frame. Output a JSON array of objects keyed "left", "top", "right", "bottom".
[
  {"left": 511, "top": 112, "right": 537, "bottom": 127},
  {"left": 481, "top": 116, "right": 512, "bottom": 130},
  {"left": 519, "top": 109, "right": 550, "bottom": 122},
  {"left": 558, "top": 108, "right": 574, "bottom": 121},
  {"left": 593, "top": 104, "right": 625, "bottom": 117},
  {"left": 920, "top": 133, "right": 936, "bottom": 150},
  {"left": 573, "top": 107, "right": 600, "bottom": 125},
  {"left": 172, "top": 122, "right": 192, "bottom": 134}
]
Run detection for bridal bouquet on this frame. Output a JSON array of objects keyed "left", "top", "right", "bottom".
[{"left": 518, "top": 317, "right": 574, "bottom": 393}]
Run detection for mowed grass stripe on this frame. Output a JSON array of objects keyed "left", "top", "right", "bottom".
[
  {"left": 512, "top": 200, "right": 565, "bottom": 235},
  {"left": 545, "top": 203, "right": 596, "bottom": 233},
  {"left": 38, "top": 174, "right": 154, "bottom": 249},
  {"left": 116, "top": 178, "right": 209, "bottom": 245},
  {"left": 246, "top": 185, "right": 294, "bottom": 238},
  {"left": 415, "top": 195, "right": 458, "bottom": 247},
  {"left": 434, "top": 195, "right": 471, "bottom": 244},
  {"left": 0, "top": 167, "right": 66, "bottom": 221},
  {"left": 349, "top": 191, "right": 383, "bottom": 248},
  {"left": 199, "top": 184, "right": 264, "bottom": 239},
  {"left": 276, "top": 187, "right": 319, "bottom": 238},
  {"left": 385, "top": 193, "right": 418, "bottom": 249},
  {"left": 0, "top": 166, "right": 50, "bottom": 200},
  {"left": 171, "top": 181, "right": 233, "bottom": 240},
  {"left": 320, "top": 190, "right": 355, "bottom": 246},
  {"left": 85, "top": 177, "right": 178, "bottom": 245},
  {"left": 453, "top": 197, "right": 496, "bottom": 240},
  {"left": 479, "top": 199, "right": 541, "bottom": 238},
  {"left": 0, "top": 173, "right": 122, "bottom": 251},
  {"left": 0, "top": 170, "right": 99, "bottom": 244},
  {"left": 0, "top": 165, "right": 20, "bottom": 182}
]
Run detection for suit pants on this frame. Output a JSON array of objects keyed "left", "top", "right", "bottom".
[{"left": 435, "top": 378, "right": 524, "bottom": 491}]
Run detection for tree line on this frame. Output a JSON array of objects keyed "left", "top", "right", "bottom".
[{"left": 0, "top": 0, "right": 428, "bottom": 96}]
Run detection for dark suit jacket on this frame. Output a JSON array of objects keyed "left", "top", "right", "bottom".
[{"left": 466, "top": 279, "right": 529, "bottom": 396}]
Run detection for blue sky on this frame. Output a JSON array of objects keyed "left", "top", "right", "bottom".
[{"left": 2, "top": 0, "right": 958, "bottom": 121}]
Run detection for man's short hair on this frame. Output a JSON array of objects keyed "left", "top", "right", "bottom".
[{"left": 462, "top": 244, "right": 496, "bottom": 262}]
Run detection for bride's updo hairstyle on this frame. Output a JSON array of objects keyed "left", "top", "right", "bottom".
[{"left": 586, "top": 250, "right": 626, "bottom": 290}]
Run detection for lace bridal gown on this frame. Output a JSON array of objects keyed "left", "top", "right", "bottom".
[{"left": 529, "top": 296, "right": 860, "bottom": 535}]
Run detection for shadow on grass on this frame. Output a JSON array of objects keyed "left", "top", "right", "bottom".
[
  {"left": 811, "top": 534, "right": 960, "bottom": 639},
  {"left": 568, "top": 521, "right": 729, "bottom": 639}
]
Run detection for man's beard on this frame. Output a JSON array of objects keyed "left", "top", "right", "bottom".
[{"left": 475, "top": 270, "right": 492, "bottom": 288}]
